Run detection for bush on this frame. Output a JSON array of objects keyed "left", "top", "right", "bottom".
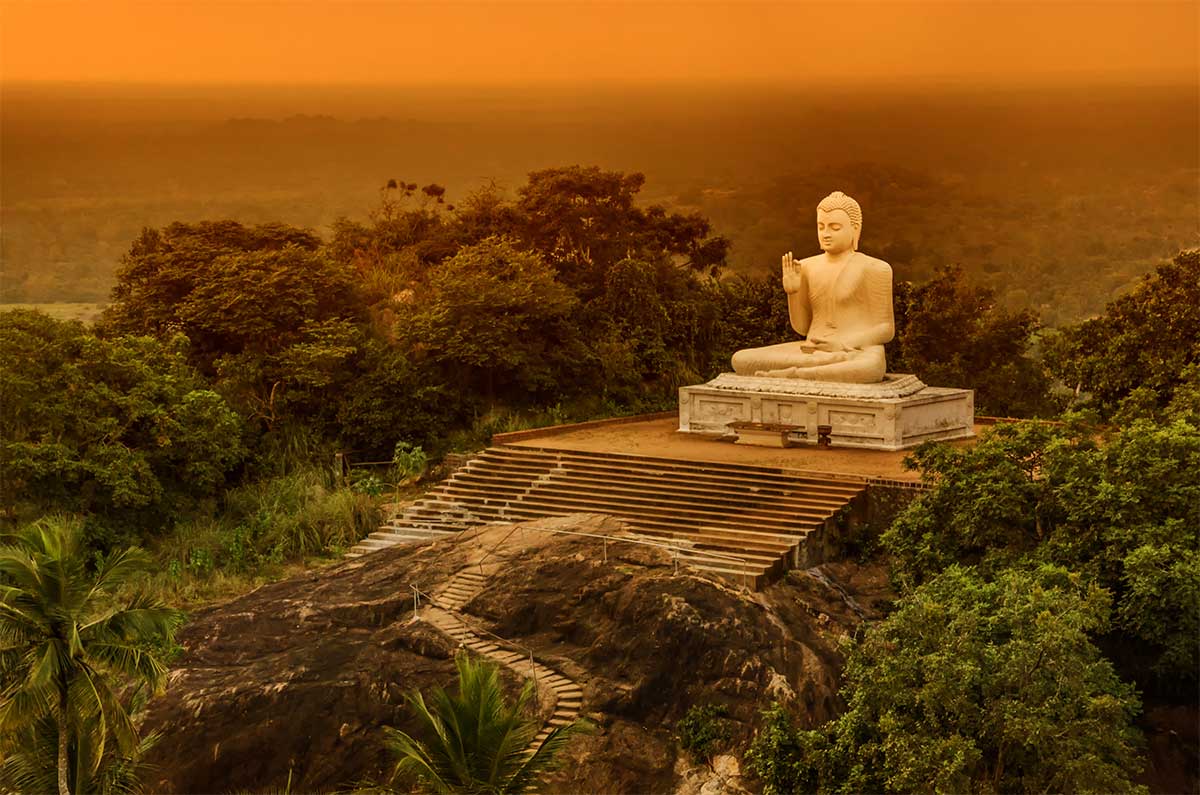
[
  {"left": 885, "top": 416, "right": 1200, "bottom": 686},
  {"left": 676, "top": 703, "right": 732, "bottom": 763},
  {"left": 391, "top": 441, "right": 428, "bottom": 485},
  {"left": 0, "top": 310, "right": 245, "bottom": 544},
  {"left": 146, "top": 468, "right": 379, "bottom": 604},
  {"left": 747, "top": 565, "right": 1146, "bottom": 794}
]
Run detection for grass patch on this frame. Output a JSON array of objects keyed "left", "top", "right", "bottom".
[{"left": 136, "top": 467, "right": 381, "bottom": 608}]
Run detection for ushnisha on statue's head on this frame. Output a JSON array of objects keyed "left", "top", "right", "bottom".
[{"left": 816, "top": 191, "right": 862, "bottom": 253}]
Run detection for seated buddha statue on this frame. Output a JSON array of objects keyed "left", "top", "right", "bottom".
[{"left": 731, "top": 191, "right": 895, "bottom": 383}]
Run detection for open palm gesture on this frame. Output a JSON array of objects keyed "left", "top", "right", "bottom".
[{"left": 782, "top": 251, "right": 804, "bottom": 294}]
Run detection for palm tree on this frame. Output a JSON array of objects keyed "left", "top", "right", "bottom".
[
  {"left": 0, "top": 711, "right": 160, "bottom": 794},
  {"left": 0, "top": 517, "right": 184, "bottom": 795},
  {"left": 382, "top": 653, "right": 585, "bottom": 794}
]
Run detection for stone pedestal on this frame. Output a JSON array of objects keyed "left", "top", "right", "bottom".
[{"left": 678, "top": 373, "right": 974, "bottom": 451}]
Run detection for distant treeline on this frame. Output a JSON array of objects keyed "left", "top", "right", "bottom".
[{"left": 3, "top": 84, "right": 1196, "bottom": 325}]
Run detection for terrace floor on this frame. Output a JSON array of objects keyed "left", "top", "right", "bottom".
[{"left": 504, "top": 416, "right": 986, "bottom": 482}]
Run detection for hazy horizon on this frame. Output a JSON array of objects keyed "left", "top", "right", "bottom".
[{"left": 2, "top": 3, "right": 1196, "bottom": 324}]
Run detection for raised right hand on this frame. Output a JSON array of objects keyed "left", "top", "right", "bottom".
[{"left": 782, "top": 251, "right": 803, "bottom": 294}]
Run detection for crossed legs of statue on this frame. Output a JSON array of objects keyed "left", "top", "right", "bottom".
[{"left": 730, "top": 342, "right": 887, "bottom": 384}]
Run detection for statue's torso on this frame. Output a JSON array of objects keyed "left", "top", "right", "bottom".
[{"left": 800, "top": 252, "right": 889, "bottom": 345}]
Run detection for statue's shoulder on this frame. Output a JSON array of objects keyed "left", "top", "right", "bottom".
[
  {"left": 799, "top": 253, "right": 825, "bottom": 267},
  {"left": 856, "top": 253, "right": 893, "bottom": 277}
]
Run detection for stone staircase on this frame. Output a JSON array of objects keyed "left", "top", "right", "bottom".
[
  {"left": 349, "top": 444, "right": 867, "bottom": 589},
  {"left": 420, "top": 568, "right": 584, "bottom": 763},
  {"left": 349, "top": 502, "right": 479, "bottom": 554}
]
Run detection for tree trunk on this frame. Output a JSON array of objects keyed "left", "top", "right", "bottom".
[{"left": 57, "top": 684, "right": 71, "bottom": 795}]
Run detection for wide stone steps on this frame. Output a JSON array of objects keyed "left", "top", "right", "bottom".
[
  {"left": 429, "top": 489, "right": 820, "bottom": 539},
  {"left": 418, "top": 498, "right": 792, "bottom": 574},
  {"left": 441, "top": 472, "right": 842, "bottom": 520},
  {"left": 474, "top": 449, "right": 863, "bottom": 498},
  {"left": 426, "top": 483, "right": 818, "bottom": 534},
  {"left": 346, "top": 525, "right": 462, "bottom": 558},
  {"left": 347, "top": 444, "right": 865, "bottom": 589}
]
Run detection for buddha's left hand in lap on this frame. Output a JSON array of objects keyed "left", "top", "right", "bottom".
[{"left": 800, "top": 337, "right": 857, "bottom": 354}]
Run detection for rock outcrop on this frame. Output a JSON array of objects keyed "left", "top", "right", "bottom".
[{"left": 141, "top": 514, "right": 892, "bottom": 793}]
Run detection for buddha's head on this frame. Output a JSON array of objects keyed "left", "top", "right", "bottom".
[{"left": 816, "top": 191, "right": 862, "bottom": 254}]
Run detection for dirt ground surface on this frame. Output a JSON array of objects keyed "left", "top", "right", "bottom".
[{"left": 508, "top": 417, "right": 985, "bottom": 482}]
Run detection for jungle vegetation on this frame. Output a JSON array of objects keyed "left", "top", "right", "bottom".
[{"left": 1, "top": 162, "right": 1196, "bottom": 793}]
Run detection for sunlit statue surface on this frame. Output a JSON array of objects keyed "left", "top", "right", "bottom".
[{"left": 731, "top": 191, "right": 895, "bottom": 383}]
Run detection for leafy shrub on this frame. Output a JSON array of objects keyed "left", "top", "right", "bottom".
[
  {"left": 224, "top": 468, "right": 378, "bottom": 559},
  {"left": 747, "top": 565, "right": 1146, "bottom": 795},
  {"left": 350, "top": 472, "right": 386, "bottom": 498},
  {"left": 676, "top": 703, "right": 732, "bottom": 763},
  {"left": 885, "top": 415, "right": 1200, "bottom": 686},
  {"left": 391, "top": 441, "right": 428, "bottom": 484},
  {"left": 0, "top": 310, "right": 245, "bottom": 543}
]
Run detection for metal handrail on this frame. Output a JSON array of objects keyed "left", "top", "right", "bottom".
[{"left": 473, "top": 521, "right": 525, "bottom": 578}]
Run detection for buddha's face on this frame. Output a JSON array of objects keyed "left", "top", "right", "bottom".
[{"left": 817, "top": 209, "right": 856, "bottom": 255}]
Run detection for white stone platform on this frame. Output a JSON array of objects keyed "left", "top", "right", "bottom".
[{"left": 678, "top": 373, "right": 974, "bottom": 451}]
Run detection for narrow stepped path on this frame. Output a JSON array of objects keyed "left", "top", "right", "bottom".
[
  {"left": 419, "top": 568, "right": 584, "bottom": 760},
  {"left": 350, "top": 444, "right": 867, "bottom": 589}
]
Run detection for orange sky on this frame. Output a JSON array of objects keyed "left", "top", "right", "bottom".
[{"left": 2, "top": 0, "right": 1197, "bottom": 86}]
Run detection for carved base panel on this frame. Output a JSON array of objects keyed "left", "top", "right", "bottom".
[{"left": 678, "top": 374, "right": 974, "bottom": 451}]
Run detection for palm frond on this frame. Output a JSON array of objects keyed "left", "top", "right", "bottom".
[
  {"left": 504, "top": 719, "right": 592, "bottom": 794},
  {"left": 86, "top": 547, "right": 155, "bottom": 604},
  {"left": 85, "top": 642, "right": 171, "bottom": 692},
  {"left": 381, "top": 653, "right": 582, "bottom": 794},
  {"left": 0, "top": 680, "right": 54, "bottom": 731},
  {"left": 81, "top": 603, "right": 185, "bottom": 646},
  {"left": 0, "top": 547, "right": 46, "bottom": 595},
  {"left": 382, "top": 725, "right": 457, "bottom": 795},
  {"left": 0, "top": 710, "right": 160, "bottom": 795},
  {"left": 27, "top": 638, "right": 67, "bottom": 691}
]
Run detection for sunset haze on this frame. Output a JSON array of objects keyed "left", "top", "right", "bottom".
[{"left": 3, "top": 0, "right": 1197, "bottom": 86}]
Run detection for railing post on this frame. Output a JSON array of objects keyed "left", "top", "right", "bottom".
[
  {"left": 672, "top": 549, "right": 678, "bottom": 575},
  {"left": 603, "top": 537, "right": 608, "bottom": 563}
]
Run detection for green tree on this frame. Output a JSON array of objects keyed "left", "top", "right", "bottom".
[
  {"left": 884, "top": 417, "right": 1200, "bottom": 685},
  {"left": 381, "top": 654, "right": 584, "bottom": 794},
  {"left": 103, "top": 221, "right": 325, "bottom": 342},
  {"left": 1045, "top": 249, "right": 1200, "bottom": 417},
  {"left": 0, "top": 712, "right": 159, "bottom": 795},
  {"left": 328, "top": 182, "right": 463, "bottom": 304},
  {"left": 0, "top": 310, "right": 245, "bottom": 542},
  {"left": 515, "top": 166, "right": 728, "bottom": 295},
  {"left": 892, "top": 265, "right": 1053, "bottom": 417},
  {"left": 747, "top": 565, "right": 1145, "bottom": 795},
  {"left": 105, "top": 224, "right": 361, "bottom": 375},
  {"left": 395, "top": 236, "right": 584, "bottom": 408},
  {"left": 101, "top": 221, "right": 376, "bottom": 451},
  {"left": 0, "top": 517, "right": 184, "bottom": 795}
]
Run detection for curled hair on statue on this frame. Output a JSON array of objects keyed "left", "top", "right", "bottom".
[{"left": 817, "top": 191, "right": 862, "bottom": 250}]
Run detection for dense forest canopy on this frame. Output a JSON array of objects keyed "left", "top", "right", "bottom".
[{"left": 3, "top": 83, "right": 1196, "bottom": 326}]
